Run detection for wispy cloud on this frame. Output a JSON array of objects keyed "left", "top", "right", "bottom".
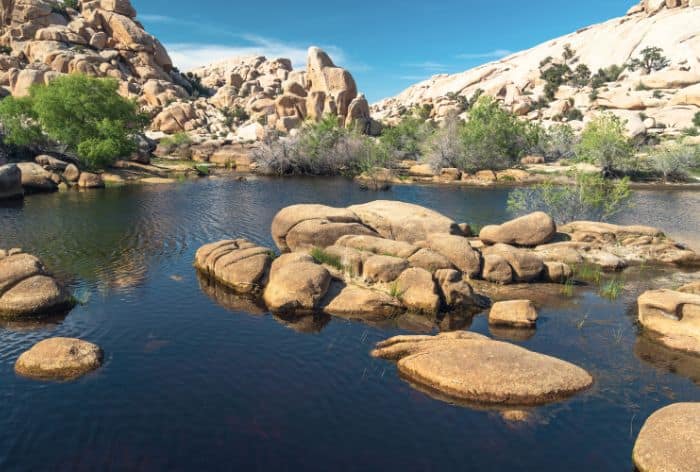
[
  {"left": 402, "top": 61, "right": 450, "bottom": 72},
  {"left": 456, "top": 49, "right": 513, "bottom": 60}
]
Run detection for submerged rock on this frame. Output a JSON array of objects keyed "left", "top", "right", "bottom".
[
  {"left": 637, "top": 289, "right": 700, "bottom": 355},
  {"left": 0, "top": 164, "right": 23, "bottom": 200},
  {"left": 633, "top": 403, "right": 700, "bottom": 472},
  {"left": 480, "top": 212, "right": 556, "bottom": 247},
  {"left": 15, "top": 337, "right": 103, "bottom": 381},
  {"left": 194, "top": 239, "right": 272, "bottom": 294},
  {"left": 372, "top": 332, "right": 593, "bottom": 406},
  {"left": 0, "top": 250, "right": 73, "bottom": 317}
]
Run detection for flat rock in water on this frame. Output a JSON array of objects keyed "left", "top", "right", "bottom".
[
  {"left": 270, "top": 204, "right": 360, "bottom": 252},
  {"left": 194, "top": 239, "right": 272, "bottom": 294},
  {"left": 15, "top": 337, "right": 103, "bottom": 380},
  {"left": 372, "top": 332, "right": 593, "bottom": 405},
  {"left": 638, "top": 289, "right": 700, "bottom": 355},
  {"left": 633, "top": 403, "right": 700, "bottom": 472}
]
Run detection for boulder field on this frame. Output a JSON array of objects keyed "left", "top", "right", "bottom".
[
  {"left": 0, "top": 248, "right": 74, "bottom": 317},
  {"left": 195, "top": 200, "right": 700, "bottom": 321}
]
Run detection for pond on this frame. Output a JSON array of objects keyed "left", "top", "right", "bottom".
[{"left": 1, "top": 177, "right": 699, "bottom": 471}]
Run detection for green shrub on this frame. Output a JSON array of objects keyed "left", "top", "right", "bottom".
[
  {"left": 694, "top": 112, "right": 700, "bottom": 128},
  {"left": 576, "top": 113, "right": 634, "bottom": 175},
  {"left": 310, "top": 247, "right": 343, "bottom": 270},
  {"left": 0, "top": 45, "right": 11, "bottom": 55},
  {"left": 565, "top": 108, "right": 584, "bottom": 122},
  {"left": 380, "top": 114, "right": 434, "bottom": 158},
  {"left": 534, "top": 123, "right": 577, "bottom": 161},
  {"left": 590, "top": 65, "right": 625, "bottom": 89},
  {"left": 507, "top": 170, "right": 632, "bottom": 223},
  {"left": 571, "top": 64, "right": 591, "bottom": 87},
  {"left": 0, "top": 74, "right": 147, "bottom": 168},
  {"left": 628, "top": 46, "right": 670, "bottom": 74},
  {"left": 653, "top": 90, "right": 663, "bottom": 99},
  {"left": 648, "top": 141, "right": 699, "bottom": 182},
  {"left": 456, "top": 96, "right": 538, "bottom": 172}
]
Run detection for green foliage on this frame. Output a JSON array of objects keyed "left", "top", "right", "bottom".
[
  {"left": 576, "top": 114, "right": 634, "bottom": 175},
  {"left": 590, "top": 65, "right": 625, "bottom": 89},
  {"left": 507, "top": 170, "right": 632, "bottom": 223},
  {"left": 648, "top": 141, "right": 700, "bottom": 182},
  {"left": 380, "top": 114, "right": 434, "bottom": 158},
  {"left": 562, "top": 44, "right": 575, "bottom": 62},
  {"left": 571, "top": 64, "right": 591, "bottom": 87},
  {"left": 456, "top": 96, "right": 538, "bottom": 172},
  {"left": 0, "top": 74, "right": 146, "bottom": 168},
  {"left": 694, "top": 112, "right": 700, "bottom": 128},
  {"left": 253, "top": 115, "right": 392, "bottom": 176},
  {"left": 628, "top": 46, "right": 670, "bottom": 74},
  {"left": 0, "top": 45, "right": 11, "bottom": 55},
  {"left": 0, "top": 96, "right": 44, "bottom": 147},
  {"left": 64, "top": 0, "right": 79, "bottom": 9},
  {"left": 599, "top": 278, "right": 623, "bottom": 300},
  {"left": 310, "top": 247, "right": 343, "bottom": 270},
  {"left": 221, "top": 106, "right": 249, "bottom": 128},
  {"left": 575, "top": 264, "right": 603, "bottom": 285},
  {"left": 533, "top": 123, "right": 578, "bottom": 161},
  {"left": 541, "top": 63, "right": 571, "bottom": 100},
  {"left": 183, "top": 72, "right": 210, "bottom": 98}
]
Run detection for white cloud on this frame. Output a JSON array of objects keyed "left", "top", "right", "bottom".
[{"left": 456, "top": 49, "right": 513, "bottom": 60}]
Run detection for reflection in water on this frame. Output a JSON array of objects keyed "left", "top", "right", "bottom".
[
  {"left": 0, "top": 177, "right": 699, "bottom": 471},
  {"left": 197, "top": 272, "right": 267, "bottom": 315},
  {"left": 0, "top": 311, "right": 70, "bottom": 332},
  {"left": 490, "top": 325, "right": 537, "bottom": 342},
  {"left": 635, "top": 334, "right": 700, "bottom": 385}
]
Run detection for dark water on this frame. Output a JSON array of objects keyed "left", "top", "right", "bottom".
[{"left": 1, "top": 177, "right": 699, "bottom": 471}]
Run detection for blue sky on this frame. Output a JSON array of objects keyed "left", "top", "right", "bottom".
[{"left": 136, "top": 0, "right": 635, "bottom": 102}]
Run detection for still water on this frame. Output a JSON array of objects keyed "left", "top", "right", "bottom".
[{"left": 1, "top": 177, "right": 699, "bottom": 471}]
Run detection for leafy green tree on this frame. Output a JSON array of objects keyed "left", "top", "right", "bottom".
[
  {"left": 457, "top": 96, "right": 538, "bottom": 171},
  {"left": 628, "top": 46, "right": 671, "bottom": 74},
  {"left": 694, "top": 111, "right": 700, "bottom": 128},
  {"left": 648, "top": 141, "right": 700, "bottom": 182},
  {"left": 576, "top": 114, "right": 634, "bottom": 176},
  {"left": 507, "top": 171, "right": 632, "bottom": 223},
  {"left": 0, "top": 74, "right": 147, "bottom": 168},
  {"left": 380, "top": 114, "right": 434, "bottom": 158},
  {"left": 571, "top": 64, "right": 591, "bottom": 87}
]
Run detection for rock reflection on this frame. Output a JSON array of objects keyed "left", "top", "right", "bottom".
[
  {"left": 197, "top": 273, "right": 267, "bottom": 315},
  {"left": 0, "top": 310, "right": 70, "bottom": 332},
  {"left": 489, "top": 325, "right": 537, "bottom": 342},
  {"left": 635, "top": 333, "right": 700, "bottom": 385},
  {"left": 274, "top": 312, "right": 331, "bottom": 333}
]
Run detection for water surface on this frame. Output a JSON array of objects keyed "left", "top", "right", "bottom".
[{"left": 1, "top": 177, "right": 699, "bottom": 471}]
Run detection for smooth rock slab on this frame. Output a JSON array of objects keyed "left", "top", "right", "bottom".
[
  {"left": 480, "top": 212, "right": 556, "bottom": 247},
  {"left": 15, "top": 337, "right": 103, "bottom": 380},
  {"left": 263, "top": 253, "right": 331, "bottom": 313},
  {"left": 270, "top": 204, "right": 360, "bottom": 252},
  {"left": 637, "top": 289, "right": 700, "bottom": 355},
  {"left": 395, "top": 267, "right": 440, "bottom": 314},
  {"left": 633, "top": 403, "right": 700, "bottom": 472},
  {"left": 372, "top": 332, "right": 593, "bottom": 405}
]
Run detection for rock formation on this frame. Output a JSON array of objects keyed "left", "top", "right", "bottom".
[
  {"left": 0, "top": 248, "right": 73, "bottom": 317},
  {"left": 371, "top": 331, "right": 593, "bottom": 406},
  {"left": 195, "top": 200, "right": 699, "bottom": 321},
  {"left": 637, "top": 286, "right": 700, "bottom": 354},
  {"left": 372, "top": 1, "right": 700, "bottom": 138},
  {"left": 182, "top": 47, "right": 372, "bottom": 138},
  {"left": 0, "top": 0, "right": 190, "bottom": 116}
]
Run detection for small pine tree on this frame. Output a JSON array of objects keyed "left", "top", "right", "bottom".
[{"left": 628, "top": 46, "right": 671, "bottom": 74}]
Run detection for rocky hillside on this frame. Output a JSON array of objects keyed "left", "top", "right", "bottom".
[
  {"left": 161, "top": 47, "right": 372, "bottom": 140},
  {"left": 0, "top": 0, "right": 193, "bottom": 114},
  {"left": 372, "top": 0, "right": 700, "bottom": 138}
]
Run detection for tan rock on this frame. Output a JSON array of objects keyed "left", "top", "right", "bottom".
[
  {"left": 489, "top": 300, "right": 538, "bottom": 328},
  {"left": 17, "top": 162, "right": 57, "bottom": 192},
  {"left": 348, "top": 200, "right": 465, "bottom": 243},
  {"left": 395, "top": 267, "right": 440, "bottom": 314},
  {"left": 335, "top": 234, "right": 419, "bottom": 259},
  {"left": 633, "top": 403, "right": 700, "bottom": 472},
  {"left": 641, "top": 70, "right": 700, "bottom": 89},
  {"left": 434, "top": 269, "right": 485, "bottom": 311},
  {"left": 322, "top": 283, "right": 403, "bottom": 320},
  {"left": 669, "top": 83, "right": 700, "bottom": 106},
  {"left": 408, "top": 249, "right": 454, "bottom": 273},
  {"left": 285, "top": 219, "right": 377, "bottom": 253},
  {"left": 426, "top": 233, "right": 482, "bottom": 278},
  {"left": 679, "top": 281, "right": 700, "bottom": 295},
  {"left": 363, "top": 255, "right": 408, "bottom": 283},
  {"left": 638, "top": 289, "right": 700, "bottom": 354},
  {"left": 482, "top": 254, "right": 514, "bottom": 284},
  {"left": 544, "top": 261, "right": 573, "bottom": 283},
  {"left": 270, "top": 204, "right": 361, "bottom": 252},
  {"left": 481, "top": 244, "right": 544, "bottom": 282},
  {"left": 480, "top": 212, "right": 556, "bottom": 247},
  {"left": 194, "top": 239, "right": 272, "bottom": 294},
  {"left": 0, "top": 164, "right": 23, "bottom": 200},
  {"left": 408, "top": 163, "right": 435, "bottom": 177},
  {"left": 371, "top": 332, "right": 593, "bottom": 405},
  {"left": 15, "top": 337, "right": 103, "bottom": 380},
  {"left": 263, "top": 253, "right": 331, "bottom": 313},
  {"left": 78, "top": 172, "right": 104, "bottom": 188}
]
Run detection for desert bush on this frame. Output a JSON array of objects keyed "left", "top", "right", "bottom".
[
  {"left": 534, "top": 123, "right": 578, "bottom": 161},
  {"left": 628, "top": 46, "right": 670, "bottom": 74},
  {"left": 507, "top": 171, "right": 632, "bottom": 223},
  {"left": 456, "top": 96, "right": 538, "bottom": 172},
  {"left": 0, "top": 74, "right": 147, "bottom": 168},
  {"left": 380, "top": 114, "right": 434, "bottom": 158},
  {"left": 576, "top": 113, "right": 634, "bottom": 176},
  {"left": 590, "top": 65, "right": 625, "bottom": 89},
  {"left": 694, "top": 112, "right": 700, "bottom": 128},
  {"left": 571, "top": 64, "right": 591, "bottom": 87},
  {"left": 422, "top": 116, "right": 463, "bottom": 171},
  {"left": 253, "top": 116, "right": 391, "bottom": 176},
  {"left": 648, "top": 141, "right": 699, "bottom": 182}
]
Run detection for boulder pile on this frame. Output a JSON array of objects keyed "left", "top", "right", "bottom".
[
  {"left": 0, "top": 248, "right": 73, "bottom": 317},
  {"left": 195, "top": 200, "right": 700, "bottom": 320}
]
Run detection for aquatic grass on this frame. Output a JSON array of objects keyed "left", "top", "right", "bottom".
[
  {"left": 310, "top": 247, "right": 343, "bottom": 271},
  {"left": 194, "top": 164, "right": 211, "bottom": 176},
  {"left": 574, "top": 263, "right": 602, "bottom": 285},
  {"left": 575, "top": 314, "right": 589, "bottom": 330},
  {"left": 600, "top": 278, "right": 624, "bottom": 300},
  {"left": 560, "top": 277, "right": 575, "bottom": 297}
]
